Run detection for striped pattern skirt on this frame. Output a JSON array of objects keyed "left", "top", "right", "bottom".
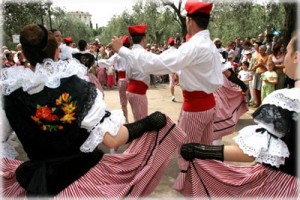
[
  {"left": 174, "top": 159, "right": 299, "bottom": 198},
  {"left": 126, "top": 92, "right": 148, "bottom": 122},
  {"left": 118, "top": 79, "right": 128, "bottom": 106},
  {"left": 173, "top": 108, "right": 216, "bottom": 192},
  {"left": 1, "top": 117, "right": 186, "bottom": 198},
  {"left": 88, "top": 72, "right": 104, "bottom": 95},
  {"left": 96, "top": 67, "right": 107, "bottom": 85},
  {"left": 212, "top": 76, "right": 248, "bottom": 141}
]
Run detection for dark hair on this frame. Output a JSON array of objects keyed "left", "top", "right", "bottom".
[
  {"left": 272, "top": 42, "right": 283, "bottom": 56},
  {"left": 20, "top": 24, "right": 58, "bottom": 66},
  {"left": 132, "top": 35, "right": 144, "bottom": 44},
  {"left": 189, "top": 15, "right": 210, "bottom": 29},
  {"left": 242, "top": 61, "right": 249, "bottom": 68},
  {"left": 123, "top": 43, "right": 130, "bottom": 48},
  {"left": 78, "top": 39, "right": 87, "bottom": 51},
  {"left": 242, "top": 41, "right": 252, "bottom": 47},
  {"left": 50, "top": 29, "right": 58, "bottom": 33}
]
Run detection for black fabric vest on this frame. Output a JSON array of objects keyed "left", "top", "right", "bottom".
[{"left": 4, "top": 75, "right": 104, "bottom": 196}]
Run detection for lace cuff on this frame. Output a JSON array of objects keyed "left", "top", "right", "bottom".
[
  {"left": 233, "top": 125, "right": 289, "bottom": 168},
  {"left": 80, "top": 110, "right": 125, "bottom": 152}
]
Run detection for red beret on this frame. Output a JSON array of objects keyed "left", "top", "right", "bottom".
[
  {"left": 185, "top": 0, "right": 213, "bottom": 15},
  {"left": 64, "top": 37, "right": 72, "bottom": 43},
  {"left": 168, "top": 37, "right": 175, "bottom": 45},
  {"left": 121, "top": 35, "right": 130, "bottom": 45},
  {"left": 128, "top": 24, "right": 147, "bottom": 36}
]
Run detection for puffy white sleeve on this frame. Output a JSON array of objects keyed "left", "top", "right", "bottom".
[{"left": 80, "top": 90, "right": 125, "bottom": 152}]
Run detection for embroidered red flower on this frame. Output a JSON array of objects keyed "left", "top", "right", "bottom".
[
  {"left": 36, "top": 106, "right": 52, "bottom": 119},
  {"left": 31, "top": 92, "right": 77, "bottom": 132}
]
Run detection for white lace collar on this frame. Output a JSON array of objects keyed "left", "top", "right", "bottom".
[
  {"left": 262, "top": 88, "right": 300, "bottom": 113},
  {"left": 0, "top": 58, "right": 87, "bottom": 95}
]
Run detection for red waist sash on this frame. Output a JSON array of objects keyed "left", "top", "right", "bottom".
[
  {"left": 182, "top": 90, "right": 215, "bottom": 112},
  {"left": 118, "top": 71, "right": 126, "bottom": 79},
  {"left": 127, "top": 79, "right": 148, "bottom": 95}
]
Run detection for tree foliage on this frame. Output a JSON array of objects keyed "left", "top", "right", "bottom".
[{"left": 1, "top": 0, "right": 296, "bottom": 50}]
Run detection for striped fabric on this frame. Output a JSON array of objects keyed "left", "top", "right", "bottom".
[
  {"left": 126, "top": 92, "right": 148, "bottom": 121},
  {"left": 174, "top": 108, "right": 216, "bottom": 192},
  {"left": 174, "top": 159, "right": 299, "bottom": 198},
  {"left": 88, "top": 72, "right": 104, "bottom": 95},
  {"left": 118, "top": 79, "right": 128, "bottom": 106},
  {"left": 96, "top": 67, "right": 107, "bottom": 86},
  {"left": 0, "top": 117, "right": 187, "bottom": 198},
  {"left": 212, "top": 76, "right": 248, "bottom": 141}
]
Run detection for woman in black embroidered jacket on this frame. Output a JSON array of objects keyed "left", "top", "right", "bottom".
[{"left": 0, "top": 24, "right": 186, "bottom": 198}]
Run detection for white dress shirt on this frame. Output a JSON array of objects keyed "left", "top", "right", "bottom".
[
  {"left": 118, "top": 30, "right": 223, "bottom": 93},
  {"left": 123, "top": 44, "right": 151, "bottom": 86}
]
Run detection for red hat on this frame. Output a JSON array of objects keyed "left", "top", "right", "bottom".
[
  {"left": 128, "top": 24, "right": 147, "bottom": 36},
  {"left": 121, "top": 35, "right": 130, "bottom": 45},
  {"left": 168, "top": 37, "right": 175, "bottom": 45},
  {"left": 64, "top": 37, "right": 72, "bottom": 43},
  {"left": 185, "top": 0, "right": 213, "bottom": 16}
]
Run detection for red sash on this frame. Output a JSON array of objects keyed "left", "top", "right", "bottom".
[
  {"left": 182, "top": 90, "right": 215, "bottom": 112},
  {"left": 127, "top": 79, "right": 148, "bottom": 95},
  {"left": 118, "top": 71, "right": 126, "bottom": 79}
]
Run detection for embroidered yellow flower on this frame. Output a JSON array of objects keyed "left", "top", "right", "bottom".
[
  {"left": 61, "top": 93, "right": 70, "bottom": 102},
  {"left": 31, "top": 92, "right": 77, "bottom": 132},
  {"left": 60, "top": 112, "right": 76, "bottom": 124},
  {"left": 62, "top": 102, "right": 77, "bottom": 114}
]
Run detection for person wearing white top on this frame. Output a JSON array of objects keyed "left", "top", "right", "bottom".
[{"left": 111, "top": 0, "right": 224, "bottom": 194}]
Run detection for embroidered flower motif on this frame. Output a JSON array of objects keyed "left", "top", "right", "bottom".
[{"left": 31, "top": 92, "right": 77, "bottom": 132}]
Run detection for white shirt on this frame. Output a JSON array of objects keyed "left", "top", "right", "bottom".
[
  {"left": 122, "top": 44, "right": 151, "bottom": 86},
  {"left": 119, "top": 30, "right": 223, "bottom": 93},
  {"left": 98, "top": 53, "right": 128, "bottom": 72},
  {"left": 238, "top": 70, "right": 252, "bottom": 82}
]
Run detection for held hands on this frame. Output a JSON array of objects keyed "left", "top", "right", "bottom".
[{"left": 109, "top": 36, "right": 123, "bottom": 53}]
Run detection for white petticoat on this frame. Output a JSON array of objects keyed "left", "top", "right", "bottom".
[
  {"left": 233, "top": 125, "right": 289, "bottom": 168},
  {"left": 80, "top": 110, "right": 125, "bottom": 153}
]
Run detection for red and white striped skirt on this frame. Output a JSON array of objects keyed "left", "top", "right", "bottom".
[
  {"left": 118, "top": 79, "right": 128, "bottom": 106},
  {"left": 96, "top": 67, "right": 107, "bottom": 85},
  {"left": 174, "top": 159, "right": 299, "bottom": 198},
  {"left": 1, "top": 117, "right": 186, "bottom": 198},
  {"left": 126, "top": 92, "right": 148, "bottom": 122},
  {"left": 174, "top": 108, "right": 216, "bottom": 192},
  {"left": 212, "top": 76, "right": 248, "bottom": 141},
  {"left": 88, "top": 72, "right": 104, "bottom": 95}
]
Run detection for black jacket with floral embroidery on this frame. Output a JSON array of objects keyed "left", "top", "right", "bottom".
[{"left": 4, "top": 75, "right": 103, "bottom": 196}]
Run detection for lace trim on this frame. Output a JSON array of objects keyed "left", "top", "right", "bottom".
[
  {"left": 80, "top": 110, "right": 125, "bottom": 153},
  {"left": 0, "top": 59, "right": 87, "bottom": 95},
  {"left": 262, "top": 88, "right": 300, "bottom": 113},
  {"left": 252, "top": 104, "right": 297, "bottom": 138},
  {"left": 77, "top": 84, "right": 98, "bottom": 126},
  {"left": 234, "top": 125, "right": 289, "bottom": 168}
]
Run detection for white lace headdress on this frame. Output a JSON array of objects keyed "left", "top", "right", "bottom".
[{"left": 234, "top": 88, "right": 300, "bottom": 167}]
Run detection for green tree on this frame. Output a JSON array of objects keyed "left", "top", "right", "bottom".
[{"left": 2, "top": 0, "right": 49, "bottom": 49}]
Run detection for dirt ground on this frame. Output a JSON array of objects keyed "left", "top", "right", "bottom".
[{"left": 14, "top": 83, "right": 256, "bottom": 198}]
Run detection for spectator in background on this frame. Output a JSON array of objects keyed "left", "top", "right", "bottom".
[
  {"left": 252, "top": 45, "right": 269, "bottom": 107},
  {"left": 261, "top": 61, "right": 278, "bottom": 100},
  {"left": 269, "top": 42, "right": 286, "bottom": 90},
  {"left": 238, "top": 61, "right": 252, "bottom": 103}
]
